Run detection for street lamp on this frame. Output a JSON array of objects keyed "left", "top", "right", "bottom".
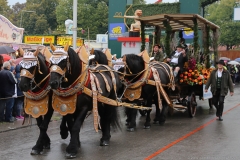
[{"left": 20, "top": 10, "right": 36, "bottom": 28}]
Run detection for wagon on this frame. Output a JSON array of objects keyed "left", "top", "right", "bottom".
[{"left": 137, "top": 14, "right": 220, "bottom": 117}]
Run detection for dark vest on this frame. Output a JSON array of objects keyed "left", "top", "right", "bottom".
[{"left": 217, "top": 76, "right": 222, "bottom": 88}]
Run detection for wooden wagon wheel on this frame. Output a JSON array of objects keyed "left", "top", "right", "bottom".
[{"left": 187, "top": 92, "right": 197, "bottom": 118}]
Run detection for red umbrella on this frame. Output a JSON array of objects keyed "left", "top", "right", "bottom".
[{"left": 2, "top": 54, "right": 11, "bottom": 62}]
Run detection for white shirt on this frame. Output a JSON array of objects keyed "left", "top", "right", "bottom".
[
  {"left": 217, "top": 69, "right": 223, "bottom": 77},
  {"left": 171, "top": 51, "right": 181, "bottom": 64}
]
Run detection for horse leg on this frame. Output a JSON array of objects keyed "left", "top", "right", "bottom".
[
  {"left": 144, "top": 98, "right": 152, "bottom": 129},
  {"left": 66, "top": 114, "right": 80, "bottom": 148},
  {"left": 158, "top": 101, "right": 167, "bottom": 125},
  {"left": 127, "top": 108, "right": 137, "bottom": 132},
  {"left": 31, "top": 106, "right": 54, "bottom": 155},
  {"left": 153, "top": 95, "right": 160, "bottom": 124},
  {"left": 125, "top": 107, "right": 130, "bottom": 126},
  {"left": 65, "top": 106, "right": 88, "bottom": 159},
  {"left": 60, "top": 116, "right": 69, "bottom": 139}
]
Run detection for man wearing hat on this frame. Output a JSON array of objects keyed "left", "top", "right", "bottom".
[
  {"left": 151, "top": 44, "right": 164, "bottom": 62},
  {"left": 166, "top": 44, "right": 188, "bottom": 78},
  {"left": 205, "top": 60, "right": 234, "bottom": 121}
]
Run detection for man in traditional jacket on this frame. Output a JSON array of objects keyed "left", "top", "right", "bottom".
[
  {"left": 151, "top": 44, "right": 164, "bottom": 62},
  {"left": 205, "top": 60, "right": 234, "bottom": 121}
]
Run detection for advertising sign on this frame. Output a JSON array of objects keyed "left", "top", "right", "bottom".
[
  {"left": 234, "top": 7, "right": 240, "bottom": 21},
  {"left": 24, "top": 36, "right": 55, "bottom": 44},
  {"left": 109, "top": 23, "right": 125, "bottom": 40},
  {"left": 183, "top": 28, "right": 194, "bottom": 39},
  {"left": 96, "top": 34, "right": 108, "bottom": 43},
  {"left": 0, "top": 15, "right": 24, "bottom": 43},
  {"left": 57, "top": 36, "right": 84, "bottom": 46}
]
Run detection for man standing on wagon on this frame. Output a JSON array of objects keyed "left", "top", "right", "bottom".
[
  {"left": 205, "top": 60, "right": 234, "bottom": 121},
  {"left": 166, "top": 44, "right": 188, "bottom": 79}
]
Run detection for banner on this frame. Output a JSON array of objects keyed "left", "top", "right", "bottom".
[
  {"left": 109, "top": 23, "right": 125, "bottom": 40},
  {"left": 183, "top": 28, "right": 194, "bottom": 39},
  {"left": 0, "top": 15, "right": 24, "bottom": 43},
  {"left": 57, "top": 36, "right": 84, "bottom": 46},
  {"left": 24, "top": 36, "right": 55, "bottom": 44}
]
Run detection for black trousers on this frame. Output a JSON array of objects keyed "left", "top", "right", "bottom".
[{"left": 213, "top": 89, "right": 225, "bottom": 117}]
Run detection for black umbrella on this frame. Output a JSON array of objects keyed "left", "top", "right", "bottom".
[{"left": 0, "top": 46, "right": 15, "bottom": 54}]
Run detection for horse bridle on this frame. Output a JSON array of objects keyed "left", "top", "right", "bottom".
[
  {"left": 20, "top": 58, "right": 49, "bottom": 91},
  {"left": 50, "top": 54, "right": 71, "bottom": 89}
]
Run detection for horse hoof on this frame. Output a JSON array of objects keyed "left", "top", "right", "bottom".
[
  {"left": 43, "top": 144, "right": 50, "bottom": 149},
  {"left": 144, "top": 125, "right": 151, "bottom": 129},
  {"left": 100, "top": 139, "right": 109, "bottom": 146},
  {"left": 60, "top": 130, "right": 69, "bottom": 139},
  {"left": 127, "top": 127, "right": 135, "bottom": 132},
  {"left": 30, "top": 149, "right": 42, "bottom": 155},
  {"left": 65, "top": 152, "right": 77, "bottom": 159}
]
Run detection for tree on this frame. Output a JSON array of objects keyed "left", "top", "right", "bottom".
[
  {"left": 23, "top": 0, "right": 59, "bottom": 34},
  {"left": 205, "top": 0, "right": 240, "bottom": 47},
  {"left": 0, "top": 0, "right": 11, "bottom": 20}
]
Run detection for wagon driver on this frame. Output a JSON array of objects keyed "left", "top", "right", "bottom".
[{"left": 166, "top": 44, "right": 188, "bottom": 79}]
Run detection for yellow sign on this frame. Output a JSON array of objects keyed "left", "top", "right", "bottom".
[
  {"left": 57, "top": 36, "right": 84, "bottom": 46},
  {"left": 24, "top": 36, "right": 55, "bottom": 44}
]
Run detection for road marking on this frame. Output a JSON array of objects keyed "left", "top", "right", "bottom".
[{"left": 145, "top": 103, "right": 240, "bottom": 160}]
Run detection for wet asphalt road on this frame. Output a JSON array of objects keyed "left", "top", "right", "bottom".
[{"left": 1, "top": 86, "right": 240, "bottom": 160}]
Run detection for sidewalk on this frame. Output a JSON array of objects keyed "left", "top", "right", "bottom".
[{"left": 0, "top": 112, "right": 62, "bottom": 133}]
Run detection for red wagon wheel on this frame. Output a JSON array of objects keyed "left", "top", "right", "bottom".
[{"left": 187, "top": 92, "right": 197, "bottom": 118}]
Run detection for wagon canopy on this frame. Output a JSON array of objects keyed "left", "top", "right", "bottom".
[{"left": 137, "top": 14, "right": 219, "bottom": 31}]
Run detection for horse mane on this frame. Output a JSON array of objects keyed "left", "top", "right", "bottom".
[
  {"left": 67, "top": 47, "right": 81, "bottom": 78},
  {"left": 90, "top": 50, "right": 108, "bottom": 65},
  {"left": 125, "top": 54, "right": 144, "bottom": 74}
]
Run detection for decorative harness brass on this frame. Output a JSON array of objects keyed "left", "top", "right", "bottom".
[{"left": 19, "top": 49, "right": 51, "bottom": 118}]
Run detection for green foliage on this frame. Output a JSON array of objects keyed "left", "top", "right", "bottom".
[
  {"left": 200, "top": 0, "right": 219, "bottom": 7},
  {"left": 126, "top": 3, "right": 180, "bottom": 25},
  {"left": 205, "top": 0, "right": 240, "bottom": 46},
  {"left": 163, "top": 20, "right": 172, "bottom": 56},
  {"left": 193, "top": 18, "right": 199, "bottom": 58},
  {"left": 219, "top": 22, "right": 240, "bottom": 46},
  {"left": 141, "top": 22, "right": 145, "bottom": 52}
]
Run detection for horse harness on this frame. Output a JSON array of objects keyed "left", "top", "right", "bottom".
[
  {"left": 121, "top": 51, "right": 175, "bottom": 110},
  {"left": 20, "top": 50, "right": 51, "bottom": 118}
]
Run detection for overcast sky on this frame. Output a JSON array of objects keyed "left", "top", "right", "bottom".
[{"left": 8, "top": 0, "right": 177, "bottom": 6}]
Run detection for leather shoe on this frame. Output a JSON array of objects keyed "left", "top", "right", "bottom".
[{"left": 218, "top": 117, "right": 223, "bottom": 121}]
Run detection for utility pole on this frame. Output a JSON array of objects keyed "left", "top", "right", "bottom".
[{"left": 73, "top": 0, "right": 77, "bottom": 49}]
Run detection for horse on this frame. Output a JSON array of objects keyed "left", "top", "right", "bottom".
[
  {"left": 119, "top": 52, "right": 174, "bottom": 131},
  {"left": 49, "top": 45, "right": 121, "bottom": 158},
  {"left": 18, "top": 48, "right": 72, "bottom": 155}
]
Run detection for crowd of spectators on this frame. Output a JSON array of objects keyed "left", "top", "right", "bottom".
[{"left": 0, "top": 55, "right": 24, "bottom": 123}]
